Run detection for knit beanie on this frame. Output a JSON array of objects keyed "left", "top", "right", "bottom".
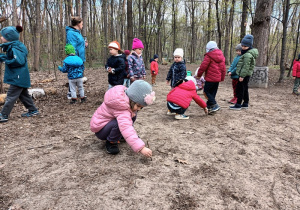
[
  {"left": 125, "top": 80, "right": 155, "bottom": 107},
  {"left": 0, "top": 26, "right": 23, "bottom": 41},
  {"left": 154, "top": 54, "right": 159, "bottom": 59},
  {"left": 124, "top": 50, "right": 131, "bottom": 55},
  {"left": 108, "top": 41, "right": 121, "bottom": 51},
  {"left": 206, "top": 41, "right": 218, "bottom": 52},
  {"left": 65, "top": 44, "right": 75, "bottom": 55},
  {"left": 132, "top": 38, "right": 144, "bottom": 49},
  {"left": 241, "top": 34, "right": 254, "bottom": 48},
  {"left": 235, "top": 44, "right": 242, "bottom": 51},
  {"left": 185, "top": 76, "right": 197, "bottom": 86},
  {"left": 173, "top": 48, "right": 184, "bottom": 58}
]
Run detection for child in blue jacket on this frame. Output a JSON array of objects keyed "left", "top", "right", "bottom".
[
  {"left": 227, "top": 44, "right": 242, "bottom": 104},
  {"left": 0, "top": 26, "right": 39, "bottom": 123},
  {"left": 166, "top": 48, "right": 186, "bottom": 88},
  {"left": 58, "top": 44, "right": 85, "bottom": 104}
]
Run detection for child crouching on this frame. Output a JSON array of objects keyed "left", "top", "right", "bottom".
[
  {"left": 90, "top": 80, "right": 155, "bottom": 157},
  {"left": 58, "top": 44, "right": 85, "bottom": 104},
  {"left": 167, "top": 76, "right": 208, "bottom": 120}
]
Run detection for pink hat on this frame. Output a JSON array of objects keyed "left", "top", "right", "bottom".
[{"left": 132, "top": 38, "right": 144, "bottom": 49}]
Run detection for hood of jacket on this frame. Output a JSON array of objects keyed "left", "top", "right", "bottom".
[
  {"left": 178, "top": 80, "right": 196, "bottom": 91},
  {"left": 0, "top": 41, "right": 28, "bottom": 55},
  {"left": 64, "top": 55, "right": 83, "bottom": 67},
  {"left": 66, "top": 26, "right": 80, "bottom": 35},
  {"left": 104, "top": 85, "right": 131, "bottom": 111},
  {"left": 246, "top": 48, "right": 259, "bottom": 59},
  {"left": 205, "top": 49, "right": 224, "bottom": 63}
]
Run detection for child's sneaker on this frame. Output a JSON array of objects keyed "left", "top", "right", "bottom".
[
  {"left": 81, "top": 97, "right": 86, "bottom": 103},
  {"left": 70, "top": 99, "right": 77, "bottom": 104},
  {"left": 175, "top": 114, "right": 189, "bottom": 120},
  {"left": 241, "top": 103, "right": 249, "bottom": 109},
  {"left": 229, "top": 104, "right": 241, "bottom": 110},
  {"left": 292, "top": 91, "right": 299, "bottom": 96},
  {"left": 0, "top": 113, "right": 8, "bottom": 123},
  {"left": 105, "top": 140, "right": 120, "bottom": 155},
  {"left": 210, "top": 104, "right": 220, "bottom": 113},
  {"left": 21, "top": 110, "right": 40, "bottom": 117},
  {"left": 167, "top": 110, "right": 176, "bottom": 115}
]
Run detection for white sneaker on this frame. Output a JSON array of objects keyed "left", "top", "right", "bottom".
[
  {"left": 175, "top": 114, "right": 189, "bottom": 120},
  {"left": 167, "top": 110, "right": 176, "bottom": 115},
  {"left": 67, "top": 92, "right": 72, "bottom": 100}
]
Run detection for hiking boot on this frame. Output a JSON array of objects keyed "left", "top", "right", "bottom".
[
  {"left": 175, "top": 114, "right": 189, "bottom": 120},
  {"left": 70, "top": 99, "right": 77, "bottom": 104},
  {"left": 21, "top": 110, "right": 40, "bottom": 117},
  {"left": 228, "top": 97, "right": 237, "bottom": 104},
  {"left": 0, "top": 113, "right": 8, "bottom": 123},
  {"left": 229, "top": 104, "right": 242, "bottom": 110},
  {"left": 167, "top": 110, "right": 176, "bottom": 115},
  {"left": 105, "top": 141, "right": 120, "bottom": 155},
  {"left": 81, "top": 97, "right": 86, "bottom": 103},
  {"left": 292, "top": 91, "right": 299, "bottom": 96},
  {"left": 241, "top": 103, "right": 249, "bottom": 109},
  {"left": 210, "top": 104, "right": 220, "bottom": 113}
]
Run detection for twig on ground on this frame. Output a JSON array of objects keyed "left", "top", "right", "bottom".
[
  {"left": 146, "top": 141, "right": 152, "bottom": 161},
  {"left": 27, "top": 144, "right": 53, "bottom": 150}
]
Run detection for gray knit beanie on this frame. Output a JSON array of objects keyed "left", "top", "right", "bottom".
[
  {"left": 125, "top": 80, "right": 155, "bottom": 107},
  {"left": 235, "top": 44, "right": 242, "bottom": 51},
  {"left": 241, "top": 34, "right": 254, "bottom": 48}
]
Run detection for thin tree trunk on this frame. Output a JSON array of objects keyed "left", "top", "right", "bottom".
[
  {"left": 240, "top": 0, "right": 249, "bottom": 41},
  {"left": 127, "top": 0, "right": 133, "bottom": 50},
  {"left": 279, "top": 0, "right": 290, "bottom": 82},
  {"left": 33, "top": 0, "right": 41, "bottom": 71},
  {"left": 12, "top": 0, "right": 17, "bottom": 25},
  {"left": 229, "top": 0, "right": 235, "bottom": 63},
  {"left": 215, "top": 0, "right": 222, "bottom": 49},
  {"left": 82, "top": 0, "right": 87, "bottom": 37},
  {"left": 172, "top": 0, "right": 176, "bottom": 51},
  {"left": 207, "top": 0, "right": 212, "bottom": 43}
]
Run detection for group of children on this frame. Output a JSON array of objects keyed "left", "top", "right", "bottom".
[{"left": 1, "top": 25, "right": 300, "bottom": 159}]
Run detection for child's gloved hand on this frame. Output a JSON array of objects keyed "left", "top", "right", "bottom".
[
  {"left": 58, "top": 66, "right": 63, "bottom": 71},
  {"left": 0, "top": 54, "right": 7, "bottom": 62},
  {"left": 140, "top": 147, "right": 152, "bottom": 158}
]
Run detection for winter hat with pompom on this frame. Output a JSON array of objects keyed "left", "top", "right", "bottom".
[
  {"left": 108, "top": 40, "right": 121, "bottom": 51},
  {"left": 132, "top": 38, "right": 144, "bottom": 49},
  {"left": 125, "top": 80, "right": 155, "bottom": 107},
  {"left": 241, "top": 34, "right": 254, "bottom": 48},
  {"left": 0, "top": 26, "right": 23, "bottom": 41}
]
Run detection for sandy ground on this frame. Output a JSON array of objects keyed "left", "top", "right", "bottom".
[{"left": 0, "top": 63, "right": 300, "bottom": 210}]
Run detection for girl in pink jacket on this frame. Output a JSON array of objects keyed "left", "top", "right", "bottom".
[{"left": 90, "top": 80, "right": 155, "bottom": 156}]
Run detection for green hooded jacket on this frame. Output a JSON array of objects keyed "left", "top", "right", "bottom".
[{"left": 236, "top": 48, "right": 259, "bottom": 78}]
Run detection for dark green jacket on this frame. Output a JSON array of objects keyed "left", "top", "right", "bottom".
[
  {"left": 0, "top": 41, "right": 31, "bottom": 88},
  {"left": 236, "top": 48, "right": 259, "bottom": 78}
]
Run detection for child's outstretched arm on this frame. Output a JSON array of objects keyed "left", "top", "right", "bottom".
[
  {"left": 192, "top": 93, "right": 208, "bottom": 115},
  {"left": 58, "top": 63, "right": 68, "bottom": 73},
  {"left": 197, "top": 56, "right": 211, "bottom": 78}
]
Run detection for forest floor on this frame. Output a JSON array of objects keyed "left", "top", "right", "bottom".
[{"left": 0, "top": 63, "right": 300, "bottom": 210}]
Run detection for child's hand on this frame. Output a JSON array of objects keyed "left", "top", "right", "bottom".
[
  {"left": 293, "top": 77, "right": 296, "bottom": 80},
  {"left": 107, "top": 67, "right": 112, "bottom": 73},
  {"left": 143, "top": 75, "right": 146, "bottom": 79},
  {"left": 228, "top": 72, "right": 231, "bottom": 76},
  {"left": 130, "top": 77, "right": 135, "bottom": 82},
  {"left": 203, "top": 107, "right": 208, "bottom": 115},
  {"left": 166, "top": 80, "right": 170, "bottom": 85},
  {"left": 239, "top": 77, "right": 244, "bottom": 82},
  {"left": 140, "top": 147, "right": 152, "bottom": 157}
]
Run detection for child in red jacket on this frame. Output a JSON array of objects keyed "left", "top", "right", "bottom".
[
  {"left": 150, "top": 54, "right": 159, "bottom": 86},
  {"left": 196, "top": 41, "right": 226, "bottom": 114},
  {"left": 292, "top": 54, "right": 300, "bottom": 95},
  {"left": 167, "top": 76, "right": 208, "bottom": 120}
]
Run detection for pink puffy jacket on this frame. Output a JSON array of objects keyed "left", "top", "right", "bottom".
[{"left": 90, "top": 85, "right": 145, "bottom": 153}]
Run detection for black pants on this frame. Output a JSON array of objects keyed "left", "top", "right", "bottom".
[
  {"left": 203, "top": 81, "right": 219, "bottom": 107},
  {"left": 1, "top": 85, "right": 37, "bottom": 117},
  {"left": 167, "top": 102, "right": 187, "bottom": 115},
  {"left": 236, "top": 76, "right": 250, "bottom": 105}
]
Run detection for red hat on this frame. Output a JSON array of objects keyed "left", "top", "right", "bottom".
[
  {"left": 124, "top": 50, "right": 131, "bottom": 55},
  {"left": 108, "top": 41, "right": 121, "bottom": 51}
]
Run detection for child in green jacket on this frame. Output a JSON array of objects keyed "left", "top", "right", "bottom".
[
  {"left": 0, "top": 26, "right": 39, "bottom": 123},
  {"left": 229, "top": 34, "right": 258, "bottom": 110}
]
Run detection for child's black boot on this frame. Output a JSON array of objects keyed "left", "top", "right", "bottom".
[
  {"left": 70, "top": 99, "right": 77, "bottom": 104},
  {"left": 0, "top": 113, "right": 8, "bottom": 123},
  {"left": 81, "top": 97, "right": 86, "bottom": 103},
  {"left": 105, "top": 140, "right": 120, "bottom": 155}
]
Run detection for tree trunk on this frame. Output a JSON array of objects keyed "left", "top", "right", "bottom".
[
  {"left": 127, "top": 0, "right": 133, "bottom": 50},
  {"left": 229, "top": 0, "right": 235, "bottom": 63},
  {"left": 279, "top": 0, "right": 290, "bottom": 82},
  {"left": 12, "top": 0, "right": 17, "bottom": 25},
  {"left": 207, "top": 0, "right": 212, "bottom": 43},
  {"left": 251, "top": 0, "right": 275, "bottom": 67},
  {"left": 82, "top": 0, "right": 87, "bottom": 37},
  {"left": 190, "top": 0, "right": 196, "bottom": 63},
  {"left": 102, "top": 0, "right": 108, "bottom": 60},
  {"left": 33, "top": 0, "right": 41, "bottom": 71},
  {"left": 240, "top": 0, "right": 249, "bottom": 41},
  {"left": 215, "top": 0, "right": 222, "bottom": 49},
  {"left": 110, "top": 0, "right": 114, "bottom": 40},
  {"left": 172, "top": 0, "right": 176, "bottom": 52}
]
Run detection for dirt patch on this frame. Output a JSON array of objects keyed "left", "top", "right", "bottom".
[{"left": 1, "top": 64, "right": 300, "bottom": 209}]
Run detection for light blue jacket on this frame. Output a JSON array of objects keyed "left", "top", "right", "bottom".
[
  {"left": 66, "top": 26, "right": 86, "bottom": 62},
  {"left": 227, "top": 55, "right": 241, "bottom": 79},
  {"left": 0, "top": 41, "right": 31, "bottom": 88},
  {"left": 58, "top": 55, "right": 84, "bottom": 79}
]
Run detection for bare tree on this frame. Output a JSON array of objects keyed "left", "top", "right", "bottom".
[
  {"left": 240, "top": 0, "right": 249, "bottom": 41},
  {"left": 127, "top": 0, "right": 133, "bottom": 50},
  {"left": 33, "top": 0, "right": 41, "bottom": 71}
]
